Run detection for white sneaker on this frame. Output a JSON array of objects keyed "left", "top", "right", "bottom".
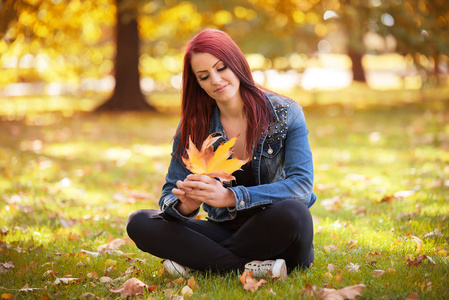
[
  {"left": 162, "top": 260, "right": 191, "bottom": 277},
  {"left": 244, "top": 259, "right": 287, "bottom": 279}
]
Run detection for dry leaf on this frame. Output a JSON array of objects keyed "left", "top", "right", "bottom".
[
  {"left": 327, "top": 263, "right": 336, "bottom": 272},
  {"left": 373, "top": 270, "right": 385, "bottom": 277},
  {"left": 394, "top": 190, "right": 415, "bottom": 198},
  {"left": 2, "top": 293, "right": 13, "bottom": 300},
  {"left": 54, "top": 277, "right": 80, "bottom": 284},
  {"left": 411, "top": 236, "right": 423, "bottom": 251},
  {"left": 405, "top": 292, "right": 420, "bottom": 300},
  {"left": 324, "top": 245, "right": 338, "bottom": 252},
  {"left": 100, "top": 276, "right": 113, "bottom": 283},
  {"left": 317, "top": 283, "right": 366, "bottom": 300},
  {"left": 182, "top": 134, "right": 248, "bottom": 183},
  {"left": 20, "top": 284, "right": 41, "bottom": 292},
  {"left": 87, "top": 272, "right": 98, "bottom": 279},
  {"left": 300, "top": 284, "right": 317, "bottom": 298},
  {"left": 81, "top": 292, "right": 100, "bottom": 299},
  {"left": 321, "top": 196, "right": 342, "bottom": 211},
  {"left": 0, "top": 261, "right": 14, "bottom": 273},
  {"left": 188, "top": 276, "right": 198, "bottom": 290},
  {"left": 67, "top": 232, "right": 81, "bottom": 241},
  {"left": 346, "top": 240, "right": 358, "bottom": 248},
  {"left": 109, "top": 278, "right": 149, "bottom": 298},
  {"left": 170, "top": 277, "right": 186, "bottom": 286},
  {"left": 97, "top": 238, "right": 128, "bottom": 254},
  {"left": 407, "top": 254, "right": 434, "bottom": 267},
  {"left": 345, "top": 263, "right": 360, "bottom": 272},
  {"left": 181, "top": 285, "right": 193, "bottom": 297},
  {"left": 424, "top": 229, "right": 443, "bottom": 238},
  {"left": 239, "top": 271, "right": 267, "bottom": 293},
  {"left": 323, "top": 272, "right": 333, "bottom": 281},
  {"left": 80, "top": 249, "right": 100, "bottom": 257}
]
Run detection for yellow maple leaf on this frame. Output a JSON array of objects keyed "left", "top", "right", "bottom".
[{"left": 182, "top": 133, "right": 248, "bottom": 183}]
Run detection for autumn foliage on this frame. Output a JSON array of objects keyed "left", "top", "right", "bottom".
[{"left": 182, "top": 133, "right": 248, "bottom": 183}]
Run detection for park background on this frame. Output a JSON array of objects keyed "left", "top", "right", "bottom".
[{"left": 1, "top": 0, "right": 448, "bottom": 299}]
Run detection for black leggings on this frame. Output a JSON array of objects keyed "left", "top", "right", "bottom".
[{"left": 126, "top": 199, "right": 314, "bottom": 273}]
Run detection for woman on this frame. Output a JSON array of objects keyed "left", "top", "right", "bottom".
[{"left": 126, "top": 29, "right": 316, "bottom": 279}]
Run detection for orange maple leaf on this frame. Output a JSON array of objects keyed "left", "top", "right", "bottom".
[
  {"left": 239, "top": 271, "right": 267, "bottom": 293},
  {"left": 182, "top": 133, "right": 248, "bottom": 183}
]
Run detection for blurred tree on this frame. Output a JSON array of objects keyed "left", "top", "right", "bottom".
[
  {"left": 381, "top": 0, "right": 449, "bottom": 85},
  {"left": 0, "top": 0, "right": 115, "bottom": 92},
  {"left": 332, "top": 0, "right": 371, "bottom": 82},
  {"left": 96, "top": 0, "right": 154, "bottom": 111}
]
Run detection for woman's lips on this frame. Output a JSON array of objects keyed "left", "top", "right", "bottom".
[{"left": 214, "top": 84, "right": 228, "bottom": 93}]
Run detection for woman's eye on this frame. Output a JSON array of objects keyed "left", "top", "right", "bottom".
[
  {"left": 199, "top": 75, "right": 209, "bottom": 81},
  {"left": 217, "top": 66, "right": 227, "bottom": 72}
]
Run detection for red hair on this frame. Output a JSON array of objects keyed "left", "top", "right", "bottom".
[{"left": 175, "top": 29, "right": 271, "bottom": 158}]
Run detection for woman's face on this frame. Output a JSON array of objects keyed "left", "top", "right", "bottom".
[{"left": 190, "top": 52, "right": 241, "bottom": 104}]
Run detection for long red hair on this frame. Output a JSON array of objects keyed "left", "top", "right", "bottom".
[{"left": 175, "top": 29, "right": 271, "bottom": 158}]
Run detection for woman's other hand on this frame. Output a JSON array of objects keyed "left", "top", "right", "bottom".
[
  {"left": 172, "top": 180, "right": 202, "bottom": 215},
  {"left": 181, "top": 174, "right": 236, "bottom": 208}
]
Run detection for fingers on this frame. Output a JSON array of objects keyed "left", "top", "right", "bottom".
[
  {"left": 176, "top": 180, "right": 193, "bottom": 192},
  {"left": 186, "top": 174, "right": 213, "bottom": 183},
  {"left": 172, "top": 188, "right": 185, "bottom": 197}
]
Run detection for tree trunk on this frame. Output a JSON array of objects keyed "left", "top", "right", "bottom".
[
  {"left": 95, "top": 0, "right": 155, "bottom": 111},
  {"left": 348, "top": 50, "right": 366, "bottom": 83}
]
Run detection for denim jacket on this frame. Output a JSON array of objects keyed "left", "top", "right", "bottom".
[{"left": 159, "top": 91, "right": 317, "bottom": 222}]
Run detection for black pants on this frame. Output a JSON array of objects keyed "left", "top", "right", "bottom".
[{"left": 126, "top": 199, "right": 314, "bottom": 273}]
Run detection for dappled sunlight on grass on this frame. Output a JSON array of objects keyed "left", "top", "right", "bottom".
[{"left": 1, "top": 95, "right": 448, "bottom": 298}]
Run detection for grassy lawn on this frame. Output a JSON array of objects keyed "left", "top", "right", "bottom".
[{"left": 1, "top": 89, "right": 448, "bottom": 299}]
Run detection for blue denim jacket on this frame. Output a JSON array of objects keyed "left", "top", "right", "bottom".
[{"left": 159, "top": 91, "right": 317, "bottom": 222}]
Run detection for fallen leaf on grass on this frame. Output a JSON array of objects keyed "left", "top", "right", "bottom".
[
  {"left": 405, "top": 292, "right": 420, "bottom": 300},
  {"left": 321, "top": 196, "right": 342, "bottom": 212},
  {"left": 373, "top": 270, "right": 385, "bottom": 277},
  {"left": 80, "top": 249, "right": 100, "bottom": 257},
  {"left": 54, "top": 277, "right": 80, "bottom": 284},
  {"left": 300, "top": 284, "right": 317, "bottom": 298},
  {"left": 324, "top": 245, "right": 338, "bottom": 252},
  {"left": 188, "top": 276, "right": 198, "bottom": 290},
  {"left": 411, "top": 236, "right": 423, "bottom": 251},
  {"left": 19, "top": 284, "right": 41, "bottom": 292},
  {"left": 327, "top": 264, "right": 336, "bottom": 272},
  {"left": 0, "top": 261, "right": 14, "bottom": 273},
  {"left": 424, "top": 229, "right": 443, "bottom": 238},
  {"left": 100, "top": 276, "right": 113, "bottom": 283},
  {"left": 2, "top": 293, "right": 13, "bottom": 299},
  {"left": 81, "top": 292, "right": 100, "bottom": 299},
  {"left": 109, "top": 277, "right": 154, "bottom": 298},
  {"left": 97, "top": 238, "right": 128, "bottom": 255},
  {"left": 406, "top": 254, "right": 436, "bottom": 267},
  {"left": 394, "top": 190, "right": 415, "bottom": 198},
  {"left": 182, "top": 133, "right": 248, "bottom": 183},
  {"left": 87, "top": 272, "right": 98, "bottom": 279},
  {"left": 316, "top": 283, "right": 366, "bottom": 300},
  {"left": 239, "top": 271, "right": 267, "bottom": 293},
  {"left": 181, "top": 285, "right": 193, "bottom": 297},
  {"left": 345, "top": 263, "right": 360, "bottom": 272}
]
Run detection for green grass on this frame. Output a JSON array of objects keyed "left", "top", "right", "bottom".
[{"left": 1, "top": 89, "right": 449, "bottom": 299}]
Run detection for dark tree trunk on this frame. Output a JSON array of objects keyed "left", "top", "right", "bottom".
[
  {"left": 348, "top": 50, "right": 366, "bottom": 83},
  {"left": 95, "top": 0, "right": 155, "bottom": 111}
]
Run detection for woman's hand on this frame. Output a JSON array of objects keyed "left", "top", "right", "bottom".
[
  {"left": 172, "top": 180, "right": 202, "bottom": 215},
  {"left": 180, "top": 174, "right": 236, "bottom": 208}
]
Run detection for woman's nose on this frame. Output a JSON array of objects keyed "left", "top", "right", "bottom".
[{"left": 210, "top": 71, "right": 222, "bottom": 84}]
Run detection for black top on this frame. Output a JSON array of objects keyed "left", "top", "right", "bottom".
[{"left": 232, "top": 161, "right": 256, "bottom": 187}]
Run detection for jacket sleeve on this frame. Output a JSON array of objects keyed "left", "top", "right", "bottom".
[
  {"left": 158, "top": 133, "right": 199, "bottom": 220},
  {"left": 229, "top": 103, "right": 316, "bottom": 210}
]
